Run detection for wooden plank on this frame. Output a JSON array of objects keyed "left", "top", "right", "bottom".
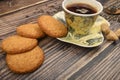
[
  {"left": 0, "top": 0, "right": 49, "bottom": 16},
  {"left": 68, "top": 41, "right": 120, "bottom": 80}
]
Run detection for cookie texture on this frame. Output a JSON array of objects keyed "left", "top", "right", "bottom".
[
  {"left": 17, "top": 23, "right": 45, "bottom": 39},
  {"left": 1, "top": 35, "right": 38, "bottom": 54},
  {"left": 38, "top": 15, "right": 68, "bottom": 38},
  {"left": 6, "top": 46, "right": 44, "bottom": 73}
]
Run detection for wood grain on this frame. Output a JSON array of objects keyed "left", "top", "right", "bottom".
[
  {"left": 0, "top": 0, "right": 120, "bottom": 80},
  {"left": 0, "top": 0, "right": 49, "bottom": 16}
]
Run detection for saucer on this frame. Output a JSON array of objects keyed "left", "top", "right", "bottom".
[{"left": 53, "top": 11, "right": 110, "bottom": 47}]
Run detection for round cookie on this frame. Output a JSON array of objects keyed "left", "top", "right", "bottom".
[
  {"left": 6, "top": 46, "right": 44, "bottom": 73},
  {"left": 17, "top": 23, "right": 45, "bottom": 39},
  {"left": 38, "top": 15, "right": 68, "bottom": 38},
  {"left": 1, "top": 35, "right": 38, "bottom": 54}
]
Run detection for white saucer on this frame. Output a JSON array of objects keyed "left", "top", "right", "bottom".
[{"left": 53, "top": 11, "right": 110, "bottom": 47}]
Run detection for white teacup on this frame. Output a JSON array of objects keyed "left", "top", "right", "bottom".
[{"left": 62, "top": 0, "right": 103, "bottom": 37}]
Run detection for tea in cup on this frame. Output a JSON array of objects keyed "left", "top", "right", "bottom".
[{"left": 62, "top": 0, "right": 103, "bottom": 38}]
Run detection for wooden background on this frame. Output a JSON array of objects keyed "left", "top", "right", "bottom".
[{"left": 0, "top": 0, "right": 120, "bottom": 80}]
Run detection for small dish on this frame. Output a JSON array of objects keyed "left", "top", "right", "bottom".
[{"left": 53, "top": 11, "right": 110, "bottom": 47}]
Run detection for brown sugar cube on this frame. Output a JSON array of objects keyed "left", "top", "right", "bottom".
[
  {"left": 101, "top": 23, "right": 111, "bottom": 35},
  {"left": 106, "top": 30, "right": 119, "bottom": 41},
  {"left": 115, "top": 29, "right": 120, "bottom": 38}
]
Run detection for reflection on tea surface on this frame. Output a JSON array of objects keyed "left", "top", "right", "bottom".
[{"left": 66, "top": 3, "right": 97, "bottom": 14}]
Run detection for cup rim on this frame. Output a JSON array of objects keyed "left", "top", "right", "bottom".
[{"left": 62, "top": 0, "right": 103, "bottom": 16}]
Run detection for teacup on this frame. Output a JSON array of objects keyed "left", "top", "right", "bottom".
[{"left": 62, "top": 0, "right": 103, "bottom": 38}]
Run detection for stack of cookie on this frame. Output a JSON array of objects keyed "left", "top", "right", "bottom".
[
  {"left": 1, "top": 23, "right": 45, "bottom": 73},
  {"left": 1, "top": 15, "right": 68, "bottom": 73}
]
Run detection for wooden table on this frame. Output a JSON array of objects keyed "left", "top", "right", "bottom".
[{"left": 0, "top": 0, "right": 120, "bottom": 80}]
